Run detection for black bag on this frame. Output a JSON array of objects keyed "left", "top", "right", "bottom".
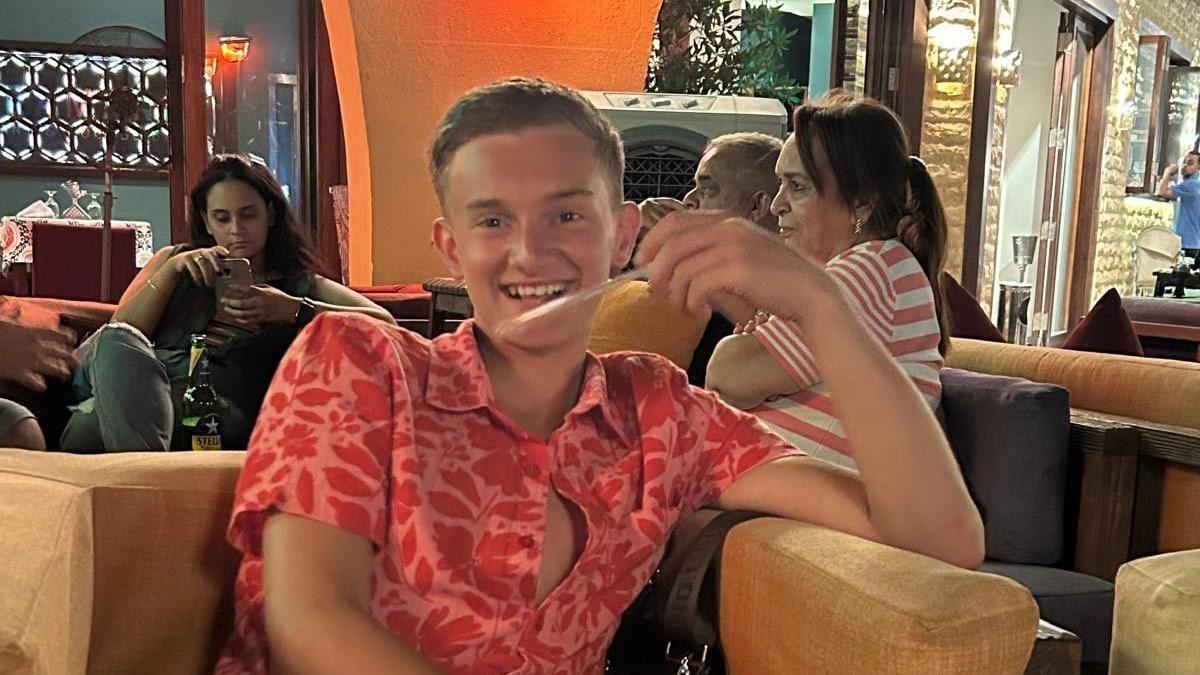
[{"left": 606, "top": 510, "right": 764, "bottom": 675}]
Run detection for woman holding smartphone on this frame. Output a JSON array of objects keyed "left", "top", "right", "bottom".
[{"left": 59, "top": 155, "right": 393, "bottom": 453}]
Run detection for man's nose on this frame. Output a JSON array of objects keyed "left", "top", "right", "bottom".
[
  {"left": 682, "top": 188, "right": 700, "bottom": 210},
  {"left": 511, "top": 223, "right": 547, "bottom": 264}
]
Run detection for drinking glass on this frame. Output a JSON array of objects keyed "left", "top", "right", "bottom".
[{"left": 43, "top": 190, "right": 60, "bottom": 218}]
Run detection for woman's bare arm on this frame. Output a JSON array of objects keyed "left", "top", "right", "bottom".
[
  {"left": 638, "top": 213, "right": 983, "bottom": 568},
  {"left": 706, "top": 333, "right": 800, "bottom": 408}
]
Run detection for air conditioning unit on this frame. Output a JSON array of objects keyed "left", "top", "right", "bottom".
[{"left": 580, "top": 92, "right": 788, "bottom": 201}]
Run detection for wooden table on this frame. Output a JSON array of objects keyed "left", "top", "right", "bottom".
[
  {"left": 1153, "top": 267, "right": 1200, "bottom": 298},
  {"left": 422, "top": 277, "right": 472, "bottom": 337},
  {"left": 1025, "top": 620, "right": 1082, "bottom": 675}
]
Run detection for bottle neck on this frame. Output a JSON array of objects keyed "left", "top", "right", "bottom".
[{"left": 188, "top": 346, "right": 212, "bottom": 386}]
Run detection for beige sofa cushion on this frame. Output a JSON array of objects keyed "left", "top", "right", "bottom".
[
  {"left": 0, "top": 449, "right": 245, "bottom": 675},
  {"left": 721, "top": 518, "right": 1039, "bottom": 674},
  {"left": 1111, "top": 550, "right": 1200, "bottom": 674}
]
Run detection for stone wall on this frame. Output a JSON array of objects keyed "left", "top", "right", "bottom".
[
  {"left": 920, "top": 0, "right": 980, "bottom": 279},
  {"left": 922, "top": 0, "right": 1200, "bottom": 311},
  {"left": 843, "top": 0, "right": 869, "bottom": 95},
  {"left": 977, "top": 0, "right": 1015, "bottom": 313},
  {"left": 1090, "top": 0, "right": 1200, "bottom": 301}
]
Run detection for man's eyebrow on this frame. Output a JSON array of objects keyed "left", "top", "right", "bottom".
[
  {"left": 464, "top": 197, "right": 508, "bottom": 211},
  {"left": 546, "top": 188, "right": 594, "bottom": 201}
]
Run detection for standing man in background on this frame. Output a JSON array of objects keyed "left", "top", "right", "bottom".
[{"left": 1157, "top": 151, "right": 1200, "bottom": 266}]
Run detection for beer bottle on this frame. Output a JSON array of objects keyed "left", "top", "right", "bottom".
[{"left": 181, "top": 334, "right": 223, "bottom": 450}]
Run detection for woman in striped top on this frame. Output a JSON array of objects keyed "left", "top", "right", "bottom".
[{"left": 644, "top": 91, "right": 950, "bottom": 469}]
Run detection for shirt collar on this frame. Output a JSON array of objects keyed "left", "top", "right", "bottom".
[{"left": 425, "top": 320, "right": 636, "bottom": 445}]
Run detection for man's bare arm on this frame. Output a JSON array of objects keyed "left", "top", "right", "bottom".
[{"left": 264, "top": 513, "right": 444, "bottom": 675}]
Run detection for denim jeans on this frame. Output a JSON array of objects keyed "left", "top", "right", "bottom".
[{"left": 60, "top": 324, "right": 173, "bottom": 452}]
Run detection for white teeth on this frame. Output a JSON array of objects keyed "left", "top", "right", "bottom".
[{"left": 503, "top": 283, "right": 567, "bottom": 299}]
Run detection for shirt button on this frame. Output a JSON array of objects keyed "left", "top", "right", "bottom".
[{"left": 519, "top": 535, "right": 535, "bottom": 549}]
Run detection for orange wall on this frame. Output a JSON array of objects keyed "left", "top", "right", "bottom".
[{"left": 321, "top": 1, "right": 663, "bottom": 284}]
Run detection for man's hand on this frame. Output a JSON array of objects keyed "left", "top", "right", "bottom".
[
  {"left": 1165, "top": 163, "right": 1180, "bottom": 179},
  {"left": 0, "top": 319, "right": 77, "bottom": 392},
  {"left": 638, "top": 197, "right": 686, "bottom": 231}
]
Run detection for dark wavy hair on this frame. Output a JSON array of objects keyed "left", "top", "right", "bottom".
[
  {"left": 187, "top": 155, "right": 323, "bottom": 278},
  {"left": 792, "top": 91, "right": 951, "bottom": 355}
]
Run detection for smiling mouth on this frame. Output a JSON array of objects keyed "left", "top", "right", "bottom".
[{"left": 500, "top": 282, "right": 569, "bottom": 301}]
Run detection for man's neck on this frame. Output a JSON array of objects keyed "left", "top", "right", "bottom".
[{"left": 476, "top": 331, "right": 589, "bottom": 441}]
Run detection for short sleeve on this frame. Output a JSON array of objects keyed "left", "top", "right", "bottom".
[
  {"left": 1172, "top": 179, "right": 1200, "bottom": 199},
  {"left": 669, "top": 368, "right": 804, "bottom": 511},
  {"left": 753, "top": 248, "right": 896, "bottom": 389},
  {"left": 227, "top": 313, "right": 401, "bottom": 557},
  {"left": 753, "top": 316, "right": 820, "bottom": 388}
]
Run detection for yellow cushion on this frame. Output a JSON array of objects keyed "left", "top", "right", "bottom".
[
  {"left": 0, "top": 449, "right": 244, "bottom": 675},
  {"left": 946, "top": 338, "right": 1200, "bottom": 429},
  {"left": 1111, "top": 550, "right": 1200, "bottom": 674},
  {"left": 587, "top": 280, "right": 707, "bottom": 370},
  {"left": 720, "top": 518, "right": 1039, "bottom": 674}
]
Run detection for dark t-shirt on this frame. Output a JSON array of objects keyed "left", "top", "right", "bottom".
[{"left": 687, "top": 313, "right": 735, "bottom": 386}]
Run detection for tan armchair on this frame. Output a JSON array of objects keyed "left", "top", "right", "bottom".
[
  {"left": 1110, "top": 550, "right": 1200, "bottom": 674},
  {"left": 0, "top": 449, "right": 1039, "bottom": 675}
]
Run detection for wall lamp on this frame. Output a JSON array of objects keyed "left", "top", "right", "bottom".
[
  {"left": 994, "top": 49, "right": 1023, "bottom": 88},
  {"left": 928, "top": 0, "right": 976, "bottom": 95},
  {"left": 219, "top": 35, "right": 251, "bottom": 64}
]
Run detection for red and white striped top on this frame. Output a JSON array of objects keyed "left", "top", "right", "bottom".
[{"left": 751, "top": 238, "right": 943, "bottom": 468}]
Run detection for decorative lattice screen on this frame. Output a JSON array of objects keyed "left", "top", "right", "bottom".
[
  {"left": 0, "top": 46, "right": 169, "bottom": 170},
  {"left": 623, "top": 143, "right": 699, "bottom": 202}
]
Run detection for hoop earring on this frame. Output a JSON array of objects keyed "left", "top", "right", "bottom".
[{"left": 854, "top": 217, "right": 863, "bottom": 235}]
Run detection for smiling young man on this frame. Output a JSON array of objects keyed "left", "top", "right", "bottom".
[{"left": 214, "top": 78, "right": 982, "bottom": 675}]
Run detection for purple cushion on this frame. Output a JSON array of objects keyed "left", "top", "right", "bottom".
[
  {"left": 940, "top": 368, "right": 1070, "bottom": 565},
  {"left": 1062, "top": 289, "right": 1144, "bottom": 357},
  {"left": 1122, "top": 296, "right": 1200, "bottom": 361},
  {"left": 942, "top": 272, "right": 1005, "bottom": 342}
]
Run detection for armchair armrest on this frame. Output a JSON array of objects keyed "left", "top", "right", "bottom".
[
  {"left": 1111, "top": 550, "right": 1200, "bottom": 673},
  {"left": 719, "top": 519, "right": 1039, "bottom": 674},
  {"left": 0, "top": 449, "right": 244, "bottom": 675}
]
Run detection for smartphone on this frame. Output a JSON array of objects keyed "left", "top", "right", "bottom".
[{"left": 214, "top": 257, "right": 252, "bottom": 308}]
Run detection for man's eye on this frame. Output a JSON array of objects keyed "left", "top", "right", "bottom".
[
  {"left": 559, "top": 211, "right": 583, "bottom": 223},
  {"left": 479, "top": 217, "right": 503, "bottom": 229}
]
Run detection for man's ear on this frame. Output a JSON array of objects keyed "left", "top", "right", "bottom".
[
  {"left": 611, "top": 201, "right": 641, "bottom": 272},
  {"left": 749, "top": 190, "right": 772, "bottom": 223},
  {"left": 431, "top": 217, "right": 465, "bottom": 279}
]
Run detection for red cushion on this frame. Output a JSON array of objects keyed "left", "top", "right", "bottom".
[
  {"left": 942, "top": 273, "right": 1005, "bottom": 342},
  {"left": 1062, "top": 288, "right": 1145, "bottom": 357},
  {"left": 351, "top": 283, "right": 428, "bottom": 295},
  {"left": 3, "top": 297, "right": 61, "bottom": 330}
]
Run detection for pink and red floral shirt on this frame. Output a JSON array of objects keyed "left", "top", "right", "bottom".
[{"left": 215, "top": 314, "right": 801, "bottom": 674}]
